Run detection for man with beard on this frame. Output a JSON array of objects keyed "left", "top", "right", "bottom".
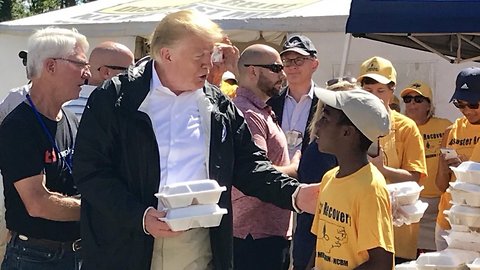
[{"left": 232, "top": 44, "right": 299, "bottom": 270}]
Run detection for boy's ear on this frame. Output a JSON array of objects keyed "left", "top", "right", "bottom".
[{"left": 343, "top": 125, "right": 356, "bottom": 137}]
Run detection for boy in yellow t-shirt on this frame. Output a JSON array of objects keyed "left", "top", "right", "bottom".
[{"left": 310, "top": 88, "right": 394, "bottom": 270}]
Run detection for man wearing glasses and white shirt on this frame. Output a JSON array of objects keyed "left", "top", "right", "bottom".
[
  {"left": 268, "top": 34, "right": 319, "bottom": 159},
  {"left": 267, "top": 34, "right": 321, "bottom": 270}
]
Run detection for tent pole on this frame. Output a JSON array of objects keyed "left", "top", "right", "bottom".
[
  {"left": 408, "top": 35, "right": 453, "bottom": 63},
  {"left": 339, "top": 34, "right": 351, "bottom": 77}
]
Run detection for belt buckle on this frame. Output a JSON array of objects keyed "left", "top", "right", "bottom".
[{"left": 72, "top": 239, "right": 81, "bottom": 252}]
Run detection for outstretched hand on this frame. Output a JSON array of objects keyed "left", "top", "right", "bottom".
[{"left": 295, "top": 184, "right": 320, "bottom": 214}]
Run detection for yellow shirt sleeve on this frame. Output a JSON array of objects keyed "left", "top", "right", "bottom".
[{"left": 394, "top": 111, "right": 428, "bottom": 176}]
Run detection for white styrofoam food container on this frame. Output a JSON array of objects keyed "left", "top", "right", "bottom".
[
  {"left": 399, "top": 200, "right": 429, "bottom": 224},
  {"left": 467, "top": 258, "right": 480, "bottom": 270},
  {"left": 395, "top": 261, "right": 417, "bottom": 270},
  {"left": 444, "top": 230, "right": 480, "bottom": 252},
  {"left": 160, "top": 204, "right": 228, "bottom": 232},
  {"left": 444, "top": 236, "right": 480, "bottom": 253},
  {"left": 445, "top": 205, "right": 480, "bottom": 228},
  {"left": 387, "top": 181, "right": 424, "bottom": 205},
  {"left": 450, "top": 224, "right": 480, "bottom": 233},
  {"left": 448, "top": 182, "right": 480, "bottom": 207},
  {"left": 416, "top": 249, "right": 479, "bottom": 270},
  {"left": 450, "top": 161, "right": 480, "bottom": 185},
  {"left": 155, "top": 179, "right": 227, "bottom": 208}
]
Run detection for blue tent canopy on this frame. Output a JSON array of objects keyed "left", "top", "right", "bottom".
[{"left": 346, "top": 0, "right": 480, "bottom": 63}]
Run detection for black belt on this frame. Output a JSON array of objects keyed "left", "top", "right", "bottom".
[{"left": 11, "top": 232, "right": 81, "bottom": 252}]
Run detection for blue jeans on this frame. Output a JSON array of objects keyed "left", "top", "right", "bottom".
[{"left": 1, "top": 234, "right": 81, "bottom": 270}]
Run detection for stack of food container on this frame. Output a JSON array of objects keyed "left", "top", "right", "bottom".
[
  {"left": 396, "top": 161, "right": 480, "bottom": 269},
  {"left": 154, "top": 179, "right": 227, "bottom": 231},
  {"left": 387, "top": 181, "right": 429, "bottom": 226},
  {"left": 446, "top": 161, "right": 480, "bottom": 253},
  {"left": 392, "top": 175, "right": 480, "bottom": 270}
]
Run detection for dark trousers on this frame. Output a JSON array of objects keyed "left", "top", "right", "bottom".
[
  {"left": 233, "top": 234, "right": 290, "bottom": 270},
  {"left": 1, "top": 233, "right": 81, "bottom": 270}
]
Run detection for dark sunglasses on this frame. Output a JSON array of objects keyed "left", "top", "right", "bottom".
[
  {"left": 452, "top": 99, "right": 480, "bottom": 109},
  {"left": 403, "top": 95, "right": 430, "bottom": 104},
  {"left": 326, "top": 77, "right": 357, "bottom": 87},
  {"left": 244, "top": 64, "right": 284, "bottom": 73},
  {"left": 97, "top": 65, "right": 129, "bottom": 71}
]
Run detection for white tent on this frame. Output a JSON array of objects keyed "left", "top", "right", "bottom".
[{"left": 0, "top": 0, "right": 478, "bottom": 121}]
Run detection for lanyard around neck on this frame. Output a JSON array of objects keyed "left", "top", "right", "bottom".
[{"left": 26, "top": 94, "right": 73, "bottom": 175}]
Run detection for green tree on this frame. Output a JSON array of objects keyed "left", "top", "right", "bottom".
[{"left": 0, "top": 0, "right": 95, "bottom": 22}]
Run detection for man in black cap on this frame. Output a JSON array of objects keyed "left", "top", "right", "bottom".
[
  {"left": 268, "top": 34, "right": 319, "bottom": 158},
  {"left": 267, "top": 34, "right": 323, "bottom": 270}
]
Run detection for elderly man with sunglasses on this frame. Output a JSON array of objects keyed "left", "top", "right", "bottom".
[
  {"left": 400, "top": 81, "right": 452, "bottom": 254},
  {"left": 435, "top": 67, "right": 480, "bottom": 251}
]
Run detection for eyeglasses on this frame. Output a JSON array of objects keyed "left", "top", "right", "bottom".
[
  {"left": 326, "top": 77, "right": 357, "bottom": 87},
  {"left": 97, "top": 65, "right": 129, "bottom": 71},
  {"left": 243, "top": 64, "right": 284, "bottom": 73},
  {"left": 281, "top": 56, "right": 312, "bottom": 67},
  {"left": 53, "top": 58, "right": 90, "bottom": 70},
  {"left": 403, "top": 95, "right": 430, "bottom": 104},
  {"left": 452, "top": 99, "right": 480, "bottom": 109}
]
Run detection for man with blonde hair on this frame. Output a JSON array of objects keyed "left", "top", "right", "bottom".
[
  {"left": 0, "top": 27, "right": 90, "bottom": 269},
  {"left": 73, "top": 10, "right": 319, "bottom": 270}
]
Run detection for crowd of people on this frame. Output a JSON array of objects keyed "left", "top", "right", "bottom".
[{"left": 0, "top": 8, "right": 479, "bottom": 270}]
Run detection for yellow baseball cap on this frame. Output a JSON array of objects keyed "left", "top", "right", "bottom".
[
  {"left": 400, "top": 80, "right": 433, "bottom": 101},
  {"left": 358, "top": 56, "right": 397, "bottom": 85}
]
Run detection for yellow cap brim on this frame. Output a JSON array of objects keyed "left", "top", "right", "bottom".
[
  {"left": 400, "top": 88, "right": 422, "bottom": 97},
  {"left": 358, "top": 74, "right": 392, "bottom": 85}
]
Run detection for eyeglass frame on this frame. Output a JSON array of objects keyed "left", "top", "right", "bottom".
[
  {"left": 52, "top": 58, "right": 90, "bottom": 70},
  {"left": 97, "top": 65, "right": 129, "bottom": 71},
  {"left": 326, "top": 77, "right": 357, "bottom": 87},
  {"left": 243, "top": 64, "right": 284, "bottom": 73},
  {"left": 281, "top": 56, "right": 313, "bottom": 67},
  {"left": 452, "top": 99, "right": 480, "bottom": 109},
  {"left": 402, "top": 95, "right": 430, "bottom": 104}
]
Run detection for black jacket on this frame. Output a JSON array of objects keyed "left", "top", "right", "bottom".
[
  {"left": 73, "top": 60, "right": 299, "bottom": 270},
  {"left": 267, "top": 87, "right": 319, "bottom": 153}
]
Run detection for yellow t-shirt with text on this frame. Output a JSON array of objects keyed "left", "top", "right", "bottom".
[
  {"left": 437, "top": 116, "right": 480, "bottom": 230},
  {"left": 312, "top": 164, "right": 394, "bottom": 270},
  {"left": 418, "top": 117, "right": 452, "bottom": 198},
  {"left": 469, "top": 143, "right": 480, "bottom": 162}
]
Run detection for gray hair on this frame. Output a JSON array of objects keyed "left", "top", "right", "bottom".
[{"left": 27, "top": 27, "right": 89, "bottom": 79}]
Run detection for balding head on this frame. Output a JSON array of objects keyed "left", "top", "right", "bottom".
[
  {"left": 237, "top": 44, "right": 285, "bottom": 100},
  {"left": 88, "top": 41, "right": 134, "bottom": 86},
  {"left": 238, "top": 44, "right": 280, "bottom": 76}
]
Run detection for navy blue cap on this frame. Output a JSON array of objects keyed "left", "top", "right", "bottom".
[
  {"left": 450, "top": 67, "right": 480, "bottom": 104},
  {"left": 281, "top": 34, "right": 317, "bottom": 56}
]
